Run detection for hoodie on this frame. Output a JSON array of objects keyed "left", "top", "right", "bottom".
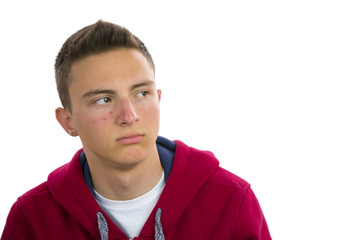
[{"left": 1, "top": 137, "right": 271, "bottom": 239}]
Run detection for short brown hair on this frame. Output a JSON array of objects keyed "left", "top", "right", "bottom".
[{"left": 55, "top": 20, "right": 155, "bottom": 111}]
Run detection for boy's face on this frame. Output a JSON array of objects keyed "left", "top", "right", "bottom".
[{"left": 56, "top": 49, "right": 161, "bottom": 168}]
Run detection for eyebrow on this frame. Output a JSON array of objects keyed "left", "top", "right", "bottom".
[
  {"left": 82, "top": 81, "right": 155, "bottom": 98},
  {"left": 130, "top": 81, "right": 155, "bottom": 91},
  {"left": 82, "top": 89, "right": 116, "bottom": 98}
]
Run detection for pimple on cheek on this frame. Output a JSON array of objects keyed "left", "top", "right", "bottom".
[{"left": 90, "top": 111, "right": 114, "bottom": 123}]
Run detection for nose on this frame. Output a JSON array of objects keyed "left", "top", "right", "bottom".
[{"left": 115, "top": 98, "right": 139, "bottom": 126}]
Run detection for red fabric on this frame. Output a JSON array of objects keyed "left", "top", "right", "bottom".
[{"left": 1, "top": 140, "right": 271, "bottom": 239}]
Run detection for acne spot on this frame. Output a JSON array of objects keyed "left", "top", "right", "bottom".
[
  {"left": 109, "top": 111, "right": 114, "bottom": 119},
  {"left": 102, "top": 117, "right": 107, "bottom": 121}
]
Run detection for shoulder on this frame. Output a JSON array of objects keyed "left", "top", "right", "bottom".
[
  {"left": 20, "top": 181, "right": 51, "bottom": 200},
  {"left": 4, "top": 181, "right": 52, "bottom": 232},
  {"left": 174, "top": 139, "right": 251, "bottom": 199},
  {"left": 174, "top": 140, "right": 250, "bottom": 188},
  {"left": 211, "top": 166, "right": 251, "bottom": 190},
  {"left": 17, "top": 159, "right": 73, "bottom": 208},
  {"left": 199, "top": 166, "right": 252, "bottom": 206}
]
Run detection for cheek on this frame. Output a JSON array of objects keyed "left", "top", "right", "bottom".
[
  {"left": 90, "top": 111, "right": 115, "bottom": 123},
  {"left": 141, "top": 104, "right": 160, "bottom": 122}
]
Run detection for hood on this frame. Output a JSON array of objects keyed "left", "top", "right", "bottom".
[
  {"left": 48, "top": 149, "right": 126, "bottom": 239},
  {"left": 138, "top": 139, "right": 220, "bottom": 238},
  {"left": 47, "top": 137, "right": 219, "bottom": 239}
]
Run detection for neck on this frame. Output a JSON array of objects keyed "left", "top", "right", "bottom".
[{"left": 88, "top": 146, "right": 163, "bottom": 201}]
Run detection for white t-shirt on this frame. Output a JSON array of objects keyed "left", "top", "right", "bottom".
[{"left": 94, "top": 172, "right": 165, "bottom": 239}]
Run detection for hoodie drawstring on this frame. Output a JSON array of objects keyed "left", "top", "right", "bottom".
[
  {"left": 97, "top": 212, "right": 109, "bottom": 240},
  {"left": 155, "top": 208, "right": 165, "bottom": 240},
  {"left": 97, "top": 208, "right": 165, "bottom": 240}
]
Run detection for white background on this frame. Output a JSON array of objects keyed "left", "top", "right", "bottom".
[{"left": 0, "top": 1, "right": 359, "bottom": 239}]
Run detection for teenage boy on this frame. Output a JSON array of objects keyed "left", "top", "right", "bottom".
[{"left": 2, "top": 20, "right": 271, "bottom": 240}]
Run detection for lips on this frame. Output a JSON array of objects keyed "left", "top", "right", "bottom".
[{"left": 117, "top": 134, "right": 144, "bottom": 145}]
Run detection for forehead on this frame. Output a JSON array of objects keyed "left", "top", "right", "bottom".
[
  {"left": 71, "top": 48, "right": 154, "bottom": 77},
  {"left": 69, "top": 49, "right": 155, "bottom": 92}
]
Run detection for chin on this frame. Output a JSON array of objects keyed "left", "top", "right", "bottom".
[{"left": 115, "top": 146, "right": 148, "bottom": 165}]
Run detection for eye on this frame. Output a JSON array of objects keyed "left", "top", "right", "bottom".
[
  {"left": 94, "top": 97, "right": 112, "bottom": 105},
  {"left": 136, "top": 91, "right": 150, "bottom": 98}
]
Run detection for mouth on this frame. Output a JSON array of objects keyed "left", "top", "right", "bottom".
[{"left": 116, "top": 134, "right": 144, "bottom": 145}]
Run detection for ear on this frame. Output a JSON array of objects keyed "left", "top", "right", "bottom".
[
  {"left": 55, "top": 107, "right": 78, "bottom": 137},
  {"left": 157, "top": 89, "right": 162, "bottom": 102}
]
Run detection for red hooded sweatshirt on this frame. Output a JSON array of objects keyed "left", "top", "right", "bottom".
[{"left": 2, "top": 137, "right": 271, "bottom": 239}]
